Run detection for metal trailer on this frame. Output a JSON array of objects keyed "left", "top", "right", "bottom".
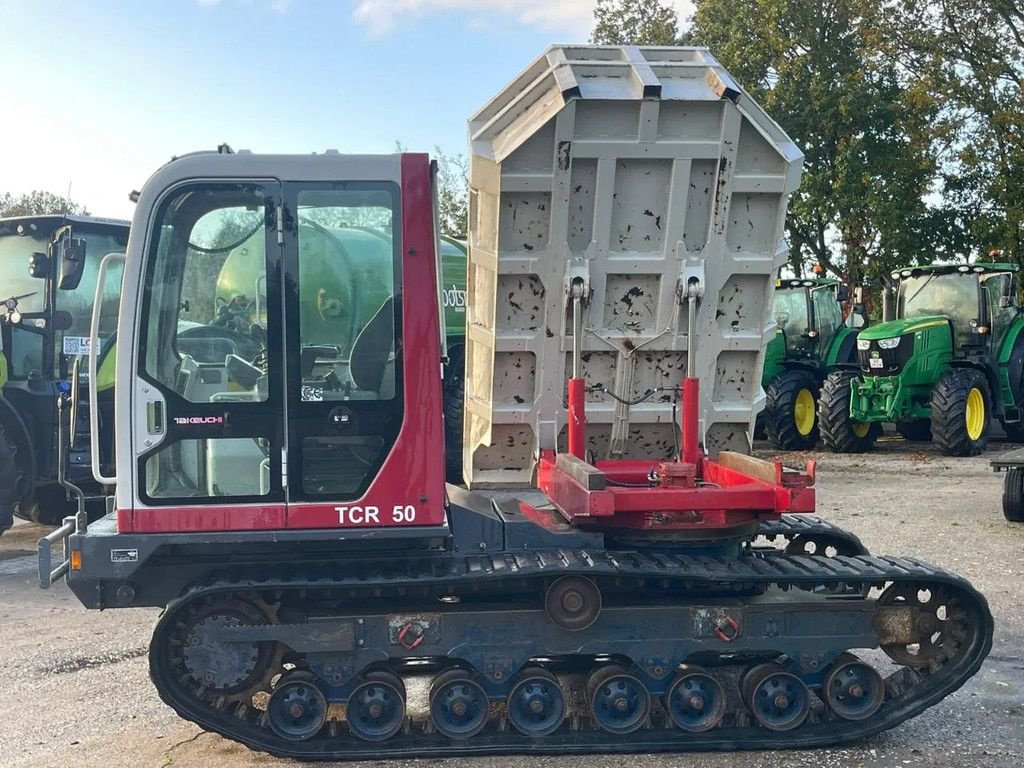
[{"left": 990, "top": 448, "right": 1024, "bottom": 521}]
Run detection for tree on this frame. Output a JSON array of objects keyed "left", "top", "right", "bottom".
[
  {"left": 395, "top": 142, "right": 468, "bottom": 240},
  {"left": 435, "top": 149, "right": 468, "bottom": 240},
  {"left": 591, "top": 0, "right": 681, "bottom": 45},
  {"left": 872, "top": 1, "right": 1024, "bottom": 264},
  {"left": 690, "top": 0, "right": 944, "bottom": 290},
  {"left": 0, "top": 190, "right": 89, "bottom": 218}
]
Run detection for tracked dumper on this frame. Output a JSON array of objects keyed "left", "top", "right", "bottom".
[{"left": 39, "top": 47, "right": 991, "bottom": 760}]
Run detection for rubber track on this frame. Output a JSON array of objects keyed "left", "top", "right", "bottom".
[
  {"left": 756, "top": 514, "right": 868, "bottom": 555},
  {"left": 150, "top": 551, "right": 993, "bottom": 760}
]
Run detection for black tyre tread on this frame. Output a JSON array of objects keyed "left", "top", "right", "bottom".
[
  {"left": 1001, "top": 420, "right": 1024, "bottom": 443},
  {"left": 818, "top": 371, "right": 878, "bottom": 453},
  {"left": 764, "top": 369, "right": 820, "bottom": 450},
  {"left": 1002, "top": 467, "right": 1024, "bottom": 522},
  {"left": 443, "top": 347, "right": 466, "bottom": 485},
  {"left": 930, "top": 369, "right": 990, "bottom": 457},
  {"left": 896, "top": 420, "right": 932, "bottom": 442},
  {"left": 0, "top": 420, "right": 18, "bottom": 534}
]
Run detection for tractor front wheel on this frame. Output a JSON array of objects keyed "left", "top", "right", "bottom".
[
  {"left": 765, "top": 369, "right": 821, "bottom": 450},
  {"left": 818, "top": 371, "right": 879, "bottom": 453},
  {"left": 931, "top": 369, "right": 990, "bottom": 456}
]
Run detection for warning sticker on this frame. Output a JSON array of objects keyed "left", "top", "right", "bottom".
[
  {"left": 110, "top": 549, "right": 139, "bottom": 564},
  {"left": 63, "top": 336, "right": 93, "bottom": 356}
]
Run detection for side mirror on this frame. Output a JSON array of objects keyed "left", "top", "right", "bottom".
[
  {"left": 836, "top": 284, "right": 850, "bottom": 303},
  {"left": 28, "top": 252, "right": 52, "bottom": 279},
  {"left": 57, "top": 237, "right": 87, "bottom": 291}
]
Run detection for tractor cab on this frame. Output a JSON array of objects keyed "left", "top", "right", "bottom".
[
  {"left": 0, "top": 215, "right": 130, "bottom": 524},
  {"left": 771, "top": 278, "right": 849, "bottom": 361},
  {"left": 892, "top": 263, "right": 1018, "bottom": 352}
]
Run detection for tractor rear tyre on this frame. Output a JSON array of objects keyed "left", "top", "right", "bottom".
[
  {"left": 0, "top": 421, "right": 18, "bottom": 534},
  {"left": 897, "top": 420, "right": 932, "bottom": 442},
  {"left": 1002, "top": 467, "right": 1024, "bottom": 522},
  {"left": 931, "top": 368, "right": 990, "bottom": 457},
  {"left": 765, "top": 369, "right": 820, "bottom": 450},
  {"left": 818, "top": 371, "right": 879, "bottom": 453},
  {"left": 443, "top": 346, "right": 466, "bottom": 485}
]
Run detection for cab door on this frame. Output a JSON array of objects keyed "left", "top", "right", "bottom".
[
  {"left": 129, "top": 181, "right": 285, "bottom": 531},
  {"left": 280, "top": 161, "right": 446, "bottom": 529}
]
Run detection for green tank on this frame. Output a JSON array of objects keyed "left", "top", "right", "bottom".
[{"left": 216, "top": 222, "right": 467, "bottom": 352}]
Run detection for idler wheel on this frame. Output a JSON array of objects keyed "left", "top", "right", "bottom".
[
  {"left": 587, "top": 665, "right": 651, "bottom": 735},
  {"left": 429, "top": 669, "right": 489, "bottom": 740},
  {"left": 743, "top": 664, "right": 810, "bottom": 731},
  {"left": 879, "top": 583, "right": 966, "bottom": 667},
  {"left": 346, "top": 671, "right": 406, "bottom": 742},
  {"left": 544, "top": 576, "right": 602, "bottom": 631},
  {"left": 664, "top": 665, "right": 726, "bottom": 732},
  {"left": 823, "top": 653, "right": 885, "bottom": 721},
  {"left": 506, "top": 666, "right": 565, "bottom": 737},
  {"left": 267, "top": 672, "right": 328, "bottom": 742}
]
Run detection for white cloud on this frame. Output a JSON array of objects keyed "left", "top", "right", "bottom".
[{"left": 352, "top": 1, "right": 693, "bottom": 37}]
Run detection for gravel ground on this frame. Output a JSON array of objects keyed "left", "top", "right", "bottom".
[{"left": 1, "top": 437, "right": 1022, "bottom": 768}]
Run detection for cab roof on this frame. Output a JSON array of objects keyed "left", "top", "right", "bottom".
[
  {"left": 0, "top": 213, "right": 130, "bottom": 237},
  {"left": 890, "top": 262, "right": 1017, "bottom": 280},
  {"left": 775, "top": 277, "right": 840, "bottom": 289}
]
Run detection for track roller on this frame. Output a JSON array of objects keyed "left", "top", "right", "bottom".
[
  {"left": 346, "top": 671, "right": 407, "bottom": 742},
  {"left": 823, "top": 653, "right": 885, "bottom": 721},
  {"left": 544, "top": 576, "right": 602, "bottom": 631},
  {"left": 587, "top": 665, "right": 651, "bottom": 735},
  {"left": 505, "top": 666, "right": 566, "bottom": 737},
  {"left": 429, "top": 669, "right": 489, "bottom": 740},
  {"left": 664, "top": 665, "right": 726, "bottom": 732},
  {"left": 742, "top": 664, "right": 810, "bottom": 731},
  {"left": 267, "top": 672, "right": 328, "bottom": 742}
]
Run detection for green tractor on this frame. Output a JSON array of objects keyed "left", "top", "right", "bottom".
[
  {"left": 0, "top": 215, "right": 129, "bottom": 526},
  {"left": 760, "top": 278, "right": 863, "bottom": 449},
  {"left": 819, "top": 262, "right": 1024, "bottom": 455}
]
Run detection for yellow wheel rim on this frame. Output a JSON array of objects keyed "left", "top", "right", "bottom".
[
  {"left": 966, "top": 387, "right": 985, "bottom": 441},
  {"left": 794, "top": 388, "right": 816, "bottom": 436},
  {"left": 852, "top": 421, "right": 870, "bottom": 438}
]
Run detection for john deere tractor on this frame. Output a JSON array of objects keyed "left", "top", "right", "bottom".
[
  {"left": 0, "top": 214, "right": 129, "bottom": 526},
  {"left": 819, "top": 262, "right": 1024, "bottom": 455},
  {"left": 761, "top": 278, "right": 862, "bottom": 449}
]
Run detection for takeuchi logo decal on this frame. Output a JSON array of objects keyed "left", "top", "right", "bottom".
[{"left": 173, "top": 416, "right": 225, "bottom": 425}]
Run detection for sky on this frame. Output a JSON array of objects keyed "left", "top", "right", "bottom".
[{"left": 0, "top": 0, "right": 693, "bottom": 220}]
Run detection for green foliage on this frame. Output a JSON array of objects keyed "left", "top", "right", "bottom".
[
  {"left": 394, "top": 143, "right": 468, "bottom": 240},
  {"left": 0, "top": 190, "right": 89, "bottom": 218},
  {"left": 690, "top": 0, "right": 943, "bottom": 289},
  {"left": 872, "top": 1, "right": 1024, "bottom": 264},
  {"left": 591, "top": 0, "right": 681, "bottom": 45},
  {"left": 435, "top": 148, "right": 468, "bottom": 240}
]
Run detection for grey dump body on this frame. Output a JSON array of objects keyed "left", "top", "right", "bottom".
[{"left": 464, "top": 45, "right": 802, "bottom": 488}]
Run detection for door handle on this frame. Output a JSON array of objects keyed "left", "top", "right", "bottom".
[{"left": 146, "top": 400, "right": 165, "bottom": 435}]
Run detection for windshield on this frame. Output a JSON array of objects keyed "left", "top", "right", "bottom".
[
  {"left": 57, "top": 230, "right": 127, "bottom": 357},
  {"left": 0, "top": 227, "right": 127, "bottom": 376},
  {"left": 772, "top": 288, "right": 811, "bottom": 354},
  {"left": 0, "top": 233, "right": 48, "bottom": 315},
  {"left": 898, "top": 272, "right": 979, "bottom": 343}
]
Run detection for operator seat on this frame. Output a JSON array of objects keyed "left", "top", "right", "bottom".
[{"left": 349, "top": 297, "right": 395, "bottom": 396}]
